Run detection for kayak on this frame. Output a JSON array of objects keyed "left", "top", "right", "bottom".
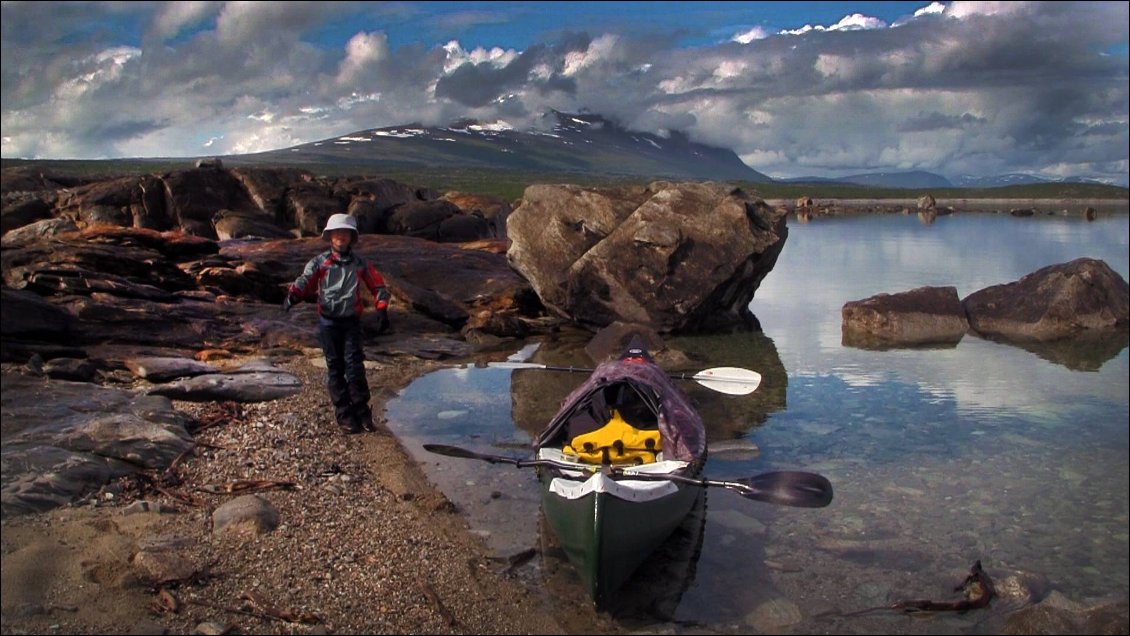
[
  {"left": 422, "top": 337, "right": 830, "bottom": 604},
  {"left": 530, "top": 336, "right": 707, "bottom": 606}
]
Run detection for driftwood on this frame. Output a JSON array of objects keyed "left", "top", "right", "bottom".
[
  {"left": 841, "top": 560, "right": 995, "bottom": 617},
  {"left": 198, "top": 479, "right": 298, "bottom": 494},
  {"left": 418, "top": 578, "right": 458, "bottom": 627},
  {"left": 180, "top": 590, "right": 322, "bottom": 625}
]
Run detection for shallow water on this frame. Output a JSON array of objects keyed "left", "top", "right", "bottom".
[{"left": 386, "top": 209, "right": 1129, "bottom": 634}]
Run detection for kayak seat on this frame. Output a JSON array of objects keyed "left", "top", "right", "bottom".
[
  {"left": 563, "top": 409, "right": 661, "bottom": 465},
  {"left": 607, "top": 382, "right": 658, "bottom": 430}
]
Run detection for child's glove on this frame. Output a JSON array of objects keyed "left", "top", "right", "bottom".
[
  {"left": 373, "top": 308, "right": 390, "bottom": 334},
  {"left": 373, "top": 288, "right": 391, "bottom": 333},
  {"left": 375, "top": 287, "right": 391, "bottom": 311},
  {"left": 282, "top": 291, "right": 300, "bottom": 312}
]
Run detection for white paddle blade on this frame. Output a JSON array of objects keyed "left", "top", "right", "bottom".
[
  {"left": 691, "top": 366, "right": 763, "bottom": 395},
  {"left": 486, "top": 361, "right": 549, "bottom": 370}
]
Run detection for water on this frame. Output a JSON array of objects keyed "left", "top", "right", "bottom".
[{"left": 386, "top": 209, "right": 1129, "bottom": 634}]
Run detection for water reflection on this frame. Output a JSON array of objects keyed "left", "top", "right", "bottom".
[
  {"left": 534, "top": 490, "right": 708, "bottom": 624},
  {"left": 990, "top": 328, "right": 1130, "bottom": 372},
  {"left": 387, "top": 210, "right": 1129, "bottom": 634}
]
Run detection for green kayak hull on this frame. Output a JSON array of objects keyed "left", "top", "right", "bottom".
[{"left": 539, "top": 470, "right": 701, "bottom": 607}]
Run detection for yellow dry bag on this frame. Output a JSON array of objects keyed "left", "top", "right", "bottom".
[{"left": 563, "top": 410, "right": 661, "bottom": 465}]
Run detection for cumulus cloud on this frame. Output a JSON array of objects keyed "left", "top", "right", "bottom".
[
  {"left": 150, "top": 1, "right": 218, "bottom": 42},
  {"left": 1, "top": 1, "right": 1126, "bottom": 184}
]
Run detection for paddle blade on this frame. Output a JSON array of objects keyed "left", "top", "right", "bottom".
[
  {"left": 423, "top": 443, "right": 492, "bottom": 461},
  {"left": 691, "top": 367, "right": 763, "bottom": 395},
  {"left": 733, "top": 471, "right": 834, "bottom": 508},
  {"left": 485, "top": 361, "right": 550, "bottom": 370}
]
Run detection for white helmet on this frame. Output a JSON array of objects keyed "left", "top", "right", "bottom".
[{"left": 321, "top": 213, "right": 358, "bottom": 240}]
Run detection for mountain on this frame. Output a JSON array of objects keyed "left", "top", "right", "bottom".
[
  {"left": 229, "top": 110, "right": 773, "bottom": 183},
  {"left": 954, "top": 173, "right": 1047, "bottom": 188},
  {"left": 779, "top": 170, "right": 953, "bottom": 188},
  {"left": 953, "top": 173, "right": 1114, "bottom": 188}
]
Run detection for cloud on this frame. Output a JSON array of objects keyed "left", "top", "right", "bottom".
[
  {"left": 1, "top": 1, "right": 1126, "bottom": 184},
  {"left": 150, "top": 1, "right": 218, "bottom": 42},
  {"left": 337, "top": 31, "right": 391, "bottom": 84}
]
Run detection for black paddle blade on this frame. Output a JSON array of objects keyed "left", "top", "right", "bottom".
[
  {"left": 734, "top": 471, "right": 834, "bottom": 508},
  {"left": 423, "top": 443, "right": 491, "bottom": 461},
  {"left": 422, "top": 443, "right": 532, "bottom": 468}
]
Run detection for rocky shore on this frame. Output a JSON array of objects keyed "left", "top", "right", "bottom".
[{"left": 2, "top": 345, "right": 626, "bottom": 635}]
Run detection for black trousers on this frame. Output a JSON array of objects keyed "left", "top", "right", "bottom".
[{"left": 318, "top": 315, "right": 371, "bottom": 430}]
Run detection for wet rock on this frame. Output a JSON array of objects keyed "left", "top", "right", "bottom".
[
  {"left": 746, "top": 597, "right": 803, "bottom": 631},
  {"left": 995, "top": 570, "right": 1052, "bottom": 605},
  {"left": 1001, "top": 590, "right": 1129, "bottom": 634}
]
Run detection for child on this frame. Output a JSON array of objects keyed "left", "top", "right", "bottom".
[{"left": 285, "top": 214, "right": 390, "bottom": 434}]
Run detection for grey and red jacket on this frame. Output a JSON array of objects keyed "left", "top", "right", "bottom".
[{"left": 289, "top": 249, "right": 389, "bottom": 319}]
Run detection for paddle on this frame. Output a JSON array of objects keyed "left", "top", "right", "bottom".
[
  {"left": 422, "top": 443, "right": 833, "bottom": 508},
  {"left": 487, "top": 362, "right": 762, "bottom": 396}
]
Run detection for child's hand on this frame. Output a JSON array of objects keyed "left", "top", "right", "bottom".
[{"left": 374, "top": 308, "right": 389, "bottom": 334}]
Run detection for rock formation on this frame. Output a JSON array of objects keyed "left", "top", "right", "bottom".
[{"left": 506, "top": 181, "right": 788, "bottom": 333}]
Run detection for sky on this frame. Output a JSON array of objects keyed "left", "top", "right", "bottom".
[{"left": 2, "top": 1, "right": 1128, "bottom": 185}]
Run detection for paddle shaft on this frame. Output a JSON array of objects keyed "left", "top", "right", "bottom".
[
  {"left": 486, "top": 362, "right": 762, "bottom": 395},
  {"left": 422, "top": 444, "right": 832, "bottom": 508}
]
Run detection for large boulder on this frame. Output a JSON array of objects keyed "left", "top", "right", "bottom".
[
  {"left": 212, "top": 209, "right": 294, "bottom": 241},
  {"left": 842, "top": 286, "right": 969, "bottom": 348},
  {"left": 506, "top": 181, "right": 788, "bottom": 332},
  {"left": 333, "top": 177, "right": 425, "bottom": 215},
  {"left": 286, "top": 181, "right": 345, "bottom": 237},
  {"left": 229, "top": 167, "right": 313, "bottom": 221},
  {"left": 0, "top": 287, "right": 75, "bottom": 342},
  {"left": 1, "top": 195, "right": 55, "bottom": 235},
  {"left": 162, "top": 168, "right": 259, "bottom": 238},
  {"left": 0, "top": 217, "right": 79, "bottom": 245},
  {"left": 386, "top": 199, "right": 492, "bottom": 242},
  {"left": 54, "top": 175, "right": 138, "bottom": 228},
  {"left": 963, "top": 258, "right": 1129, "bottom": 342},
  {"left": 443, "top": 191, "right": 512, "bottom": 239}
]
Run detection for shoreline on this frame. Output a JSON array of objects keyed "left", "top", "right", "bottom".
[
  {"left": 0, "top": 352, "right": 593, "bottom": 635},
  {"left": 764, "top": 197, "right": 1128, "bottom": 211}
]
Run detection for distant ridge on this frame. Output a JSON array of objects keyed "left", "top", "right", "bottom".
[
  {"left": 780, "top": 170, "right": 1117, "bottom": 189},
  {"left": 230, "top": 110, "right": 773, "bottom": 183},
  {"left": 779, "top": 170, "right": 952, "bottom": 189}
]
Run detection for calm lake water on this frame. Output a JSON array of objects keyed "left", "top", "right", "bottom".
[{"left": 385, "top": 207, "right": 1129, "bottom": 634}]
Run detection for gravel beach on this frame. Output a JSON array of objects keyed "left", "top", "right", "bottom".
[{"left": 0, "top": 351, "right": 627, "bottom": 635}]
